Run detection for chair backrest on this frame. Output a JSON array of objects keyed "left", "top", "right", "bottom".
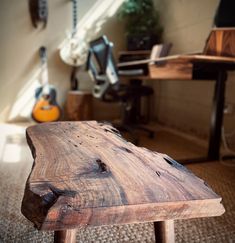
[{"left": 86, "top": 36, "right": 119, "bottom": 100}]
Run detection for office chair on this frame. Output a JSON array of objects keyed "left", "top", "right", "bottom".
[{"left": 86, "top": 35, "right": 154, "bottom": 143}]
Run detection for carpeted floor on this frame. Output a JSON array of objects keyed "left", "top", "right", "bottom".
[{"left": 0, "top": 123, "right": 234, "bottom": 243}]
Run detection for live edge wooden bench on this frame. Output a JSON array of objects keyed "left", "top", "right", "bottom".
[{"left": 21, "top": 121, "right": 225, "bottom": 243}]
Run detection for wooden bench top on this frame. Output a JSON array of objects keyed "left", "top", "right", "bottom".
[{"left": 21, "top": 121, "right": 224, "bottom": 231}]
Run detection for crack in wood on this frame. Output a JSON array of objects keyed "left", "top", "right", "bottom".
[
  {"left": 41, "top": 184, "right": 77, "bottom": 211},
  {"left": 104, "top": 128, "right": 121, "bottom": 137},
  {"left": 119, "top": 147, "right": 132, "bottom": 153},
  {"left": 163, "top": 156, "right": 190, "bottom": 173},
  {"left": 65, "top": 204, "right": 81, "bottom": 213},
  {"left": 156, "top": 171, "right": 161, "bottom": 177},
  {"left": 96, "top": 159, "right": 108, "bottom": 173}
]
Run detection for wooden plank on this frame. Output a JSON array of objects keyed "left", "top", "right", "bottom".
[
  {"left": 183, "top": 54, "right": 235, "bottom": 63},
  {"left": 117, "top": 53, "right": 195, "bottom": 67},
  {"left": 118, "top": 54, "right": 235, "bottom": 80},
  {"left": 21, "top": 121, "right": 225, "bottom": 231},
  {"left": 117, "top": 53, "right": 235, "bottom": 68}
]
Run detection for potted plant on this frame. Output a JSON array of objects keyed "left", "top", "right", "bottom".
[{"left": 118, "top": 0, "right": 163, "bottom": 51}]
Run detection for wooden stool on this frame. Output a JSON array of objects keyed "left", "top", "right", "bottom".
[
  {"left": 21, "top": 121, "right": 225, "bottom": 243},
  {"left": 65, "top": 91, "right": 93, "bottom": 121}
]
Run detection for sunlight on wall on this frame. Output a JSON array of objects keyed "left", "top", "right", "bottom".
[
  {"left": 2, "top": 143, "right": 22, "bottom": 164},
  {"left": 0, "top": 124, "right": 27, "bottom": 164},
  {"left": 0, "top": 105, "right": 10, "bottom": 122},
  {"left": 7, "top": 69, "right": 41, "bottom": 122},
  {"left": 59, "top": 0, "right": 125, "bottom": 48}
]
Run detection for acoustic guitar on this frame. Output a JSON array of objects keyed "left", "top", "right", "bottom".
[
  {"left": 60, "top": 0, "right": 87, "bottom": 67},
  {"left": 32, "top": 46, "right": 61, "bottom": 123}
]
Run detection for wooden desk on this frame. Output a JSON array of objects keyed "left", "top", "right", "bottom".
[
  {"left": 148, "top": 55, "right": 235, "bottom": 80},
  {"left": 21, "top": 121, "right": 225, "bottom": 243},
  {"left": 118, "top": 53, "right": 235, "bottom": 163}
]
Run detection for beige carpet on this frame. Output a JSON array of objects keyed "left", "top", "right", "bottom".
[{"left": 0, "top": 123, "right": 234, "bottom": 243}]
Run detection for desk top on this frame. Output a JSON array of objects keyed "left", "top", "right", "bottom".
[
  {"left": 22, "top": 121, "right": 224, "bottom": 231},
  {"left": 118, "top": 53, "right": 235, "bottom": 68},
  {"left": 118, "top": 54, "right": 235, "bottom": 80}
]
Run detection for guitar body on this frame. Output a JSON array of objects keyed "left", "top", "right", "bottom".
[
  {"left": 60, "top": 37, "right": 87, "bottom": 66},
  {"left": 32, "top": 47, "right": 61, "bottom": 123},
  {"left": 32, "top": 86, "right": 61, "bottom": 123}
]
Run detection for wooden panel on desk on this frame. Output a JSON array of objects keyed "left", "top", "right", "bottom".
[
  {"left": 149, "top": 58, "right": 193, "bottom": 80},
  {"left": 204, "top": 28, "right": 235, "bottom": 57}
]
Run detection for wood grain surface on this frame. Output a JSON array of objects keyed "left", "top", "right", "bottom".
[
  {"left": 21, "top": 121, "right": 225, "bottom": 231},
  {"left": 149, "top": 58, "right": 193, "bottom": 80},
  {"left": 117, "top": 53, "right": 235, "bottom": 68},
  {"left": 204, "top": 28, "right": 235, "bottom": 57},
  {"left": 118, "top": 54, "right": 235, "bottom": 80}
]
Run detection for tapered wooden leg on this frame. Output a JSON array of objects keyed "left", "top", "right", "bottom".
[
  {"left": 154, "top": 220, "right": 175, "bottom": 243},
  {"left": 54, "top": 229, "right": 77, "bottom": 243}
]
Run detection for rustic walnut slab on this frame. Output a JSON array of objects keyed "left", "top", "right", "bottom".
[{"left": 22, "top": 121, "right": 225, "bottom": 241}]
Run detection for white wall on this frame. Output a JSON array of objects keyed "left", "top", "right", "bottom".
[
  {"left": 152, "top": 0, "right": 235, "bottom": 138},
  {"left": 2, "top": 0, "right": 234, "bottom": 135},
  {"left": 0, "top": 0, "right": 125, "bottom": 122}
]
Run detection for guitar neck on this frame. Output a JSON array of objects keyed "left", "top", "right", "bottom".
[
  {"left": 72, "top": 0, "right": 77, "bottom": 37},
  {"left": 41, "top": 62, "right": 49, "bottom": 86},
  {"left": 39, "top": 46, "right": 49, "bottom": 86}
]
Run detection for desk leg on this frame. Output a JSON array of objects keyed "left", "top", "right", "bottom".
[
  {"left": 154, "top": 220, "right": 175, "bottom": 243},
  {"left": 54, "top": 229, "right": 77, "bottom": 243},
  {"left": 208, "top": 71, "right": 227, "bottom": 161}
]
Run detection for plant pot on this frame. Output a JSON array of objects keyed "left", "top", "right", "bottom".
[{"left": 127, "top": 34, "right": 159, "bottom": 51}]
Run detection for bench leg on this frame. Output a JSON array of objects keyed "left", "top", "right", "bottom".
[
  {"left": 54, "top": 229, "right": 77, "bottom": 243},
  {"left": 154, "top": 220, "right": 175, "bottom": 243}
]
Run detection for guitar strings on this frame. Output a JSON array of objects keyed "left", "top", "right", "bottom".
[{"left": 72, "top": 0, "right": 77, "bottom": 37}]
